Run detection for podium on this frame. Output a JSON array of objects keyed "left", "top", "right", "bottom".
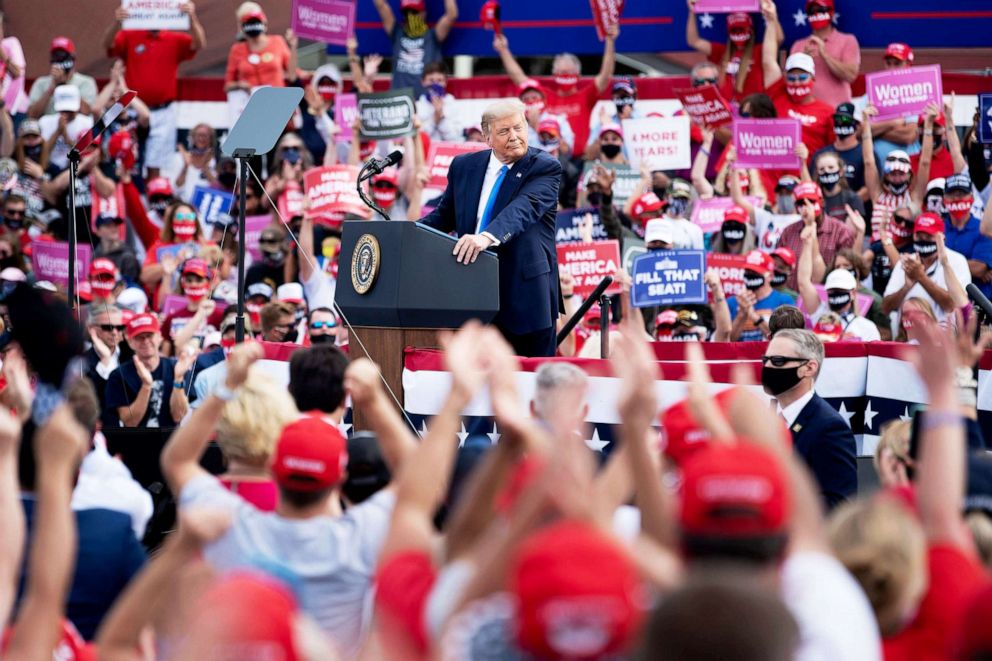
[{"left": 335, "top": 221, "right": 499, "bottom": 428}]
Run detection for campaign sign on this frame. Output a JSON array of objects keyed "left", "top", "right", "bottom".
[
  {"left": 557, "top": 240, "right": 623, "bottom": 297},
  {"left": 278, "top": 181, "right": 305, "bottom": 221},
  {"left": 244, "top": 214, "right": 273, "bottom": 261},
  {"left": 622, "top": 238, "right": 646, "bottom": 275},
  {"left": 334, "top": 93, "right": 358, "bottom": 144},
  {"left": 979, "top": 94, "right": 992, "bottom": 145},
  {"left": 622, "top": 116, "right": 692, "bottom": 172},
  {"left": 865, "top": 65, "right": 943, "bottom": 122},
  {"left": 358, "top": 89, "right": 416, "bottom": 139},
  {"left": 693, "top": 0, "right": 759, "bottom": 11},
  {"left": 733, "top": 119, "right": 801, "bottom": 170},
  {"left": 632, "top": 250, "right": 706, "bottom": 308},
  {"left": 556, "top": 208, "right": 607, "bottom": 243},
  {"left": 304, "top": 165, "right": 372, "bottom": 221},
  {"left": 291, "top": 0, "right": 355, "bottom": 46},
  {"left": 578, "top": 161, "right": 642, "bottom": 207},
  {"left": 191, "top": 186, "right": 234, "bottom": 224},
  {"left": 590, "top": 0, "right": 624, "bottom": 40},
  {"left": 122, "top": 0, "right": 189, "bottom": 31},
  {"left": 707, "top": 253, "right": 748, "bottom": 297},
  {"left": 155, "top": 242, "right": 201, "bottom": 265},
  {"left": 675, "top": 85, "right": 734, "bottom": 128},
  {"left": 426, "top": 141, "right": 489, "bottom": 189},
  {"left": 691, "top": 195, "right": 761, "bottom": 234},
  {"left": 797, "top": 285, "right": 874, "bottom": 318},
  {"left": 31, "top": 241, "right": 91, "bottom": 289}
]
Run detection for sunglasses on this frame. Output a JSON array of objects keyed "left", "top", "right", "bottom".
[
  {"left": 373, "top": 181, "right": 397, "bottom": 191},
  {"left": 795, "top": 198, "right": 818, "bottom": 208},
  {"left": 174, "top": 212, "right": 197, "bottom": 221},
  {"left": 833, "top": 116, "right": 856, "bottom": 126},
  {"left": 692, "top": 77, "right": 718, "bottom": 87},
  {"left": 5, "top": 209, "right": 25, "bottom": 217},
  {"left": 886, "top": 156, "right": 911, "bottom": 165},
  {"left": 893, "top": 214, "right": 914, "bottom": 225},
  {"left": 310, "top": 320, "right": 337, "bottom": 330},
  {"left": 98, "top": 324, "right": 127, "bottom": 332},
  {"left": 259, "top": 238, "right": 281, "bottom": 245},
  {"left": 786, "top": 73, "right": 812, "bottom": 83},
  {"left": 761, "top": 355, "right": 810, "bottom": 367}
]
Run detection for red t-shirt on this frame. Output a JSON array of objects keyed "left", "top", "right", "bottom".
[
  {"left": 707, "top": 41, "right": 766, "bottom": 101},
  {"left": 161, "top": 304, "right": 226, "bottom": 342},
  {"left": 911, "top": 147, "right": 955, "bottom": 181},
  {"left": 768, "top": 79, "right": 836, "bottom": 156},
  {"left": 219, "top": 477, "right": 277, "bottom": 511},
  {"left": 542, "top": 81, "right": 602, "bottom": 155},
  {"left": 225, "top": 37, "right": 291, "bottom": 89},
  {"left": 109, "top": 31, "right": 194, "bottom": 107},
  {"left": 883, "top": 544, "right": 988, "bottom": 661},
  {"left": 374, "top": 550, "right": 437, "bottom": 653}
]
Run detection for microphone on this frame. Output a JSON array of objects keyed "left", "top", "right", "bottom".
[
  {"left": 360, "top": 150, "right": 404, "bottom": 181},
  {"left": 966, "top": 283, "right": 992, "bottom": 321}
]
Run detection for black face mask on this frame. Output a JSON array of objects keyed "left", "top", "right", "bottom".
[
  {"left": 818, "top": 171, "right": 841, "bottom": 188},
  {"left": 218, "top": 171, "right": 237, "bottom": 189},
  {"left": 309, "top": 333, "right": 336, "bottom": 345},
  {"left": 51, "top": 57, "right": 75, "bottom": 72},
  {"left": 887, "top": 180, "right": 910, "bottom": 195},
  {"left": 587, "top": 191, "right": 603, "bottom": 206},
  {"left": 614, "top": 97, "right": 635, "bottom": 115},
  {"left": 743, "top": 269, "right": 765, "bottom": 291},
  {"left": 4, "top": 217, "right": 23, "bottom": 230},
  {"left": 600, "top": 144, "right": 622, "bottom": 159},
  {"left": 833, "top": 123, "right": 857, "bottom": 137},
  {"left": 761, "top": 364, "right": 804, "bottom": 396},
  {"left": 243, "top": 22, "right": 266, "bottom": 37},
  {"left": 721, "top": 221, "right": 746, "bottom": 243},
  {"left": 282, "top": 327, "right": 298, "bottom": 343},
  {"left": 150, "top": 200, "right": 169, "bottom": 216},
  {"left": 914, "top": 239, "right": 937, "bottom": 256},
  {"left": 827, "top": 290, "right": 852, "bottom": 312},
  {"left": 771, "top": 271, "right": 788, "bottom": 287},
  {"left": 652, "top": 186, "right": 666, "bottom": 199},
  {"left": 24, "top": 144, "right": 43, "bottom": 163},
  {"left": 777, "top": 196, "right": 796, "bottom": 214}
]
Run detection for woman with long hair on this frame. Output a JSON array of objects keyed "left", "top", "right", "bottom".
[{"left": 139, "top": 202, "right": 211, "bottom": 298}]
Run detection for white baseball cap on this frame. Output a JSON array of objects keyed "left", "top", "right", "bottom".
[
  {"left": 53, "top": 85, "right": 81, "bottom": 113},
  {"left": 784, "top": 53, "right": 816, "bottom": 76},
  {"left": 644, "top": 219, "right": 675, "bottom": 246},
  {"left": 116, "top": 286, "right": 149, "bottom": 313},
  {"left": 824, "top": 268, "right": 857, "bottom": 291},
  {"left": 277, "top": 282, "right": 305, "bottom": 304}
]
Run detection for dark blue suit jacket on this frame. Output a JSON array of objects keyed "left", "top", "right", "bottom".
[
  {"left": 421, "top": 147, "right": 562, "bottom": 335},
  {"left": 790, "top": 394, "right": 858, "bottom": 510}
]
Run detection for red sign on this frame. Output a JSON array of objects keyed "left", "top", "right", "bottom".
[
  {"left": 675, "top": 84, "right": 734, "bottom": 128},
  {"left": 556, "top": 240, "right": 622, "bottom": 297},
  {"left": 590, "top": 0, "right": 624, "bottom": 40},
  {"left": 304, "top": 165, "right": 372, "bottom": 222},
  {"left": 706, "top": 253, "right": 749, "bottom": 298},
  {"left": 426, "top": 141, "right": 488, "bottom": 190}
]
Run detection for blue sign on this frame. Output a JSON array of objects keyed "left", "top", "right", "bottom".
[
  {"left": 555, "top": 208, "right": 607, "bottom": 244},
  {"left": 631, "top": 250, "right": 707, "bottom": 308},
  {"left": 191, "top": 186, "right": 235, "bottom": 224},
  {"left": 980, "top": 94, "right": 992, "bottom": 145}
]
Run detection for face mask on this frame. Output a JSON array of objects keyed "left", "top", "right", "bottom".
[
  {"left": 218, "top": 171, "right": 237, "bottom": 189},
  {"left": 762, "top": 364, "right": 805, "bottom": 395},
  {"left": 52, "top": 57, "right": 75, "bottom": 72},
  {"left": 729, "top": 30, "right": 752, "bottom": 45},
  {"left": 263, "top": 248, "right": 286, "bottom": 265},
  {"left": 743, "top": 269, "right": 765, "bottom": 291},
  {"left": 24, "top": 144, "right": 43, "bottom": 162},
  {"left": 778, "top": 196, "right": 796, "bottom": 214},
  {"left": 309, "top": 333, "right": 336, "bottom": 345},
  {"left": 600, "top": 143, "right": 622, "bottom": 159},
  {"left": 586, "top": 191, "right": 603, "bottom": 207},
  {"left": 173, "top": 221, "right": 197, "bottom": 240},
  {"left": 925, "top": 195, "right": 944, "bottom": 214},
  {"left": 373, "top": 186, "right": 398, "bottom": 208},
  {"left": 833, "top": 123, "right": 857, "bottom": 137},
  {"left": 28, "top": 225, "right": 44, "bottom": 240},
  {"left": 243, "top": 21, "right": 266, "bottom": 37},
  {"left": 652, "top": 186, "right": 666, "bottom": 199},
  {"left": 771, "top": 271, "right": 788, "bottom": 287},
  {"left": 667, "top": 198, "right": 689, "bottom": 218},
  {"left": 614, "top": 97, "right": 635, "bottom": 115},
  {"left": 404, "top": 10, "right": 428, "bottom": 37},
  {"left": 150, "top": 199, "right": 169, "bottom": 216},
  {"left": 4, "top": 217, "right": 23, "bottom": 230},
  {"left": 90, "top": 279, "right": 116, "bottom": 297},
  {"left": 317, "top": 84, "right": 337, "bottom": 103},
  {"left": 670, "top": 331, "right": 704, "bottom": 342},
  {"left": 282, "top": 147, "right": 301, "bottom": 165},
  {"left": 818, "top": 171, "right": 841, "bottom": 188},
  {"left": 828, "top": 290, "right": 851, "bottom": 312},
  {"left": 807, "top": 9, "right": 832, "bottom": 29},
  {"left": 945, "top": 197, "right": 973, "bottom": 222},
  {"left": 540, "top": 138, "right": 560, "bottom": 153},
  {"left": 914, "top": 239, "right": 937, "bottom": 256},
  {"left": 282, "top": 327, "right": 298, "bottom": 343},
  {"left": 786, "top": 81, "right": 814, "bottom": 101},
  {"left": 555, "top": 74, "right": 579, "bottom": 89},
  {"left": 525, "top": 100, "right": 545, "bottom": 115},
  {"left": 886, "top": 179, "right": 910, "bottom": 195},
  {"left": 890, "top": 218, "right": 912, "bottom": 239},
  {"left": 721, "top": 221, "right": 746, "bottom": 243},
  {"left": 184, "top": 283, "right": 209, "bottom": 302}
]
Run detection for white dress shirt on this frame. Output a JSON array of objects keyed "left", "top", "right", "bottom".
[
  {"left": 93, "top": 346, "right": 121, "bottom": 380},
  {"left": 777, "top": 388, "right": 815, "bottom": 427},
  {"left": 72, "top": 432, "right": 154, "bottom": 540},
  {"left": 475, "top": 152, "right": 515, "bottom": 240}
]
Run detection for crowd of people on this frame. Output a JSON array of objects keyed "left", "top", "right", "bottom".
[{"left": 1, "top": 0, "right": 992, "bottom": 657}]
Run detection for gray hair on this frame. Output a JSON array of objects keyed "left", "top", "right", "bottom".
[
  {"left": 774, "top": 329, "right": 824, "bottom": 378},
  {"left": 533, "top": 362, "right": 588, "bottom": 420},
  {"left": 553, "top": 52, "right": 582, "bottom": 75},
  {"left": 86, "top": 303, "right": 124, "bottom": 323},
  {"left": 481, "top": 99, "right": 526, "bottom": 136},
  {"left": 691, "top": 62, "right": 719, "bottom": 79}
]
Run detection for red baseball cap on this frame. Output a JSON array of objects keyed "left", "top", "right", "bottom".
[
  {"left": 885, "top": 42, "right": 914, "bottom": 63},
  {"left": 680, "top": 443, "right": 790, "bottom": 539},
  {"left": 510, "top": 520, "right": 645, "bottom": 660},
  {"left": 77, "top": 280, "right": 93, "bottom": 303},
  {"left": 89, "top": 258, "right": 119, "bottom": 278},
  {"left": 723, "top": 205, "right": 748, "bottom": 224},
  {"left": 599, "top": 123, "right": 624, "bottom": 140},
  {"left": 241, "top": 9, "right": 268, "bottom": 23},
  {"left": 743, "top": 249, "right": 774, "bottom": 275},
  {"left": 727, "top": 12, "right": 753, "bottom": 30},
  {"left": 631, "top": 192, "right": 664, "bottom": 218},
  {"left": 793, "top": 181, "right": 823, "bottom": 203},
  {"left": 661, "top": 388, "right": 741, "bottom": 466},
  {"left": 107, "top": 130, "right": 133, "bottom": 160},
  {"left": 518, "top": 78, "right": 545, "bottom": 98},
  {"left": 537, "top": 117, "right": 561, "bottom": 137},
  {"left": 805, "top": 0, "right": 834, "bottom": 10},
  {"left": 146, "top": 177, "right": 173, "bottom": 198},
  {"left": 401, "top": 0, "right": 427, "bottom": 10},
  {"left": 917, "top": 111, "right": 946, "bottom": 127},
  {"left": 50, "top": 36, "right": 76, "bottom": 54},
  {"left": 913, "top": 212, "right": 944, "bottom": 236},
  {"left": 181, "top": 258, "right": 210, "bottom": 278},
  {"left": 813, "top": 318, "right": 843, "bottom": 342},
  {"left": 273, "top": 415, "right": 348, "bottom": 492},
  {"left": 772, "top": 247, "right": 797, "bottom": 268},
  {"left": 127, "top": 313, "right": 160, "bottom": 338}
]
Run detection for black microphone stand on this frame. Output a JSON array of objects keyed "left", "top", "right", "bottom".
[{"left": 356, "top": 158, "right": 391, "bottom": 221}]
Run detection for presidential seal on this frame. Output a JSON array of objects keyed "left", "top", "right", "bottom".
[{"left": 351, "top": 234, "right": 381, "bottom": 295}]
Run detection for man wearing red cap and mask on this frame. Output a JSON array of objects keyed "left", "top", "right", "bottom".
[
  {"left": 912, "top": 102, "right": 968, "bottom": 182},
  {"left": 760, "top": 1, "right": 835, "bottom": 157},
  {"left": 775, "top": 181, "right": 856, "bottom": 290},
  {"left": 89, "top": 258, "right": 121, "bottom": 306},
  {"left": 372, "top": 0, "right": 458, "bottom": 97},
  {"left": 727, "top": 249, "right": 795, "bottom": 341},
  {"left": 789, "top": 0, "right": 860, "bottom": 108},
  {"left": 940, "top": 173, "right": 992, "bottom": 297},
  {"left": 103, "top": 1, "right": 206, "bottom": 178}
]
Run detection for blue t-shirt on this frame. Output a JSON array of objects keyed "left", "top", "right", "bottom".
[
  {"left": 943, "top": 214, "right": 992, "bottom": 297},
  {"left": 727, "top": 289, "right": 796, "bottom": 342},
  {"left": 390, "top": 26, "right": 442, "bottom": 96}
]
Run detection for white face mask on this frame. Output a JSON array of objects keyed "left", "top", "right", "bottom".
[{"left": 28, "top": 225, "right": 44, "bottom": 240}]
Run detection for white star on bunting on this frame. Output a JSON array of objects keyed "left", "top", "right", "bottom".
[
  {"left": 900, "top": 407, "right": 913, "bottom": 422},
  {"left": 832, "top": 11, "right": 840, "bottom": 24},
  {"left": 863, "top": 400, "right": 878, "bottom": 431},
  {"left": 338, "top": 422, "right": 352, "bottom": 437},
  {"left": 793, "top": 9, "right": 807, "bottom": 26},
  {"left": 837, "top": 402, "right": 855, "bottom": 427},
  {"left": 419, "top": 420, "right": 429, "bottom": 436},
  {"left": 699, "top": 12, "right": 715, "bottom": 29},
  {"left": 487, "top": 422, "right": 501, "bottom": 445},
  {"left": 585, "top": 428, "right": 609, "bottom": 452},
  {"left": 457, "top": 422, "right": 469, "bottom": 448}
]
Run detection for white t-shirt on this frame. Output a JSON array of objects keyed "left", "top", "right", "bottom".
[
  {"left": 812, "top": 304, "right": 881, "bottom": 342},
  {"left": 781, "top": 551, "right": 882, "bottom": 661},
  {"left": 180, "top": 474, "right": 395, "bottom": 658},
  {"left": 38, "top": 112, "right": 95, "bottom": 171},
  {"left": 882, "top": 250, "right": 971, "bottom": 326},
  {"left": 665, "top": 215, "right": 704, "bottom": 250}
]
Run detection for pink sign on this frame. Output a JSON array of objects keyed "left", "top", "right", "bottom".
[
  {"left": 291, "top": 0, "right": 355, "bottom": 46},
  {"left": 244, "top": 214, "right": 273, "bottom": 261},
  {"left": 797, "top": 285, "right": 874, "bottom": 318},
  {"left": 675, "top": 84, "right": 734, "bottom": 128},
  {"left": 691, "top": 196, "right": 761, "bottom": 234},
  {"left": 733, "top": 119, "right": 801, "bottom": 170},
  {"left": 31, "top": 241, "right": 91, "bottom": 289},
  {"left": 334, "top": 93, "right": 358, "bottom": 144},
  {"left": 693, "top": 0, "right": 759, "bottom": 12},
  {"left": 706, "top": 253, "right": 748, "bottom": 298},
  {"left": 303, "top": 165, "right": 371, "bottom": 221},
  {"left": 865, "top": 65, "right": 943, "bottom": 122},
  {"left": 426, "top": 141, "right": 489, "bottom": 190},
  {"left": 556, "top": 240, "right": 623, "bottom": 297}
]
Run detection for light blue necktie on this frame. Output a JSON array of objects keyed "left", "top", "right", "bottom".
[{"left": 479, "top": 165, "right": 509, "bottom": 233}]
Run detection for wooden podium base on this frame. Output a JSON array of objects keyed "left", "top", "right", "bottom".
[{"left": 350, "top": 327, "right": 445, "bottom": 430}]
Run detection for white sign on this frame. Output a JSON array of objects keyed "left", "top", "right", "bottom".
[
  {"left": 122, "top": 0, "right": 190, "bottom": 31},
  {"left": 622, "top": 116, "right": 692, "bottom": 172}
]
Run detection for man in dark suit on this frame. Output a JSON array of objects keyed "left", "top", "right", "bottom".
[
  {"left": 762, "top": 328, "right": 857, "bottom": 509},
  {"left": 421, "top": 99, "right": 562, "bottom": 356},
  {"left": 83, "top": 304, "right": 132, "bottom": 412}
]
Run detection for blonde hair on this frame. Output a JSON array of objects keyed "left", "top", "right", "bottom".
[
  {"left": 896, "top": 297, "right": 937, "bottom": 342},
  {"left": 481, "top": 100, "right": 526, "bottom": 136},
  {"left": 827, "top": 495, "right": 927, "bottom": 636},
  {"left": 236, "top": 1, "right": 264, "bottom": 21},
  {"left": 216, "top": 369, "right": 299, "bottom": 466},
  {"left": 873, "top": 419, "right": 912, "bottom": 486}
]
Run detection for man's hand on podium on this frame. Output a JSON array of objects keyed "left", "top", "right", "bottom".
[{"left": 453, "top": 233, "right": 494, "bottom": 265}]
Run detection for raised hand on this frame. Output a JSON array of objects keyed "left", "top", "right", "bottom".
[
  {"left": 344, "top": 358, "right": 384, "bottom": 407},
  {"left": 845, "top": 204, "right": 866, "bottom": 235},
  {"left": 223, "top": 342, "right": 263, "bottom": 389},
  {"left": 440, "top": 321, "right": 490, "bottom": 401},
  {"left": 611, "top": 331, "right": 659, "bottom": 431}
]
